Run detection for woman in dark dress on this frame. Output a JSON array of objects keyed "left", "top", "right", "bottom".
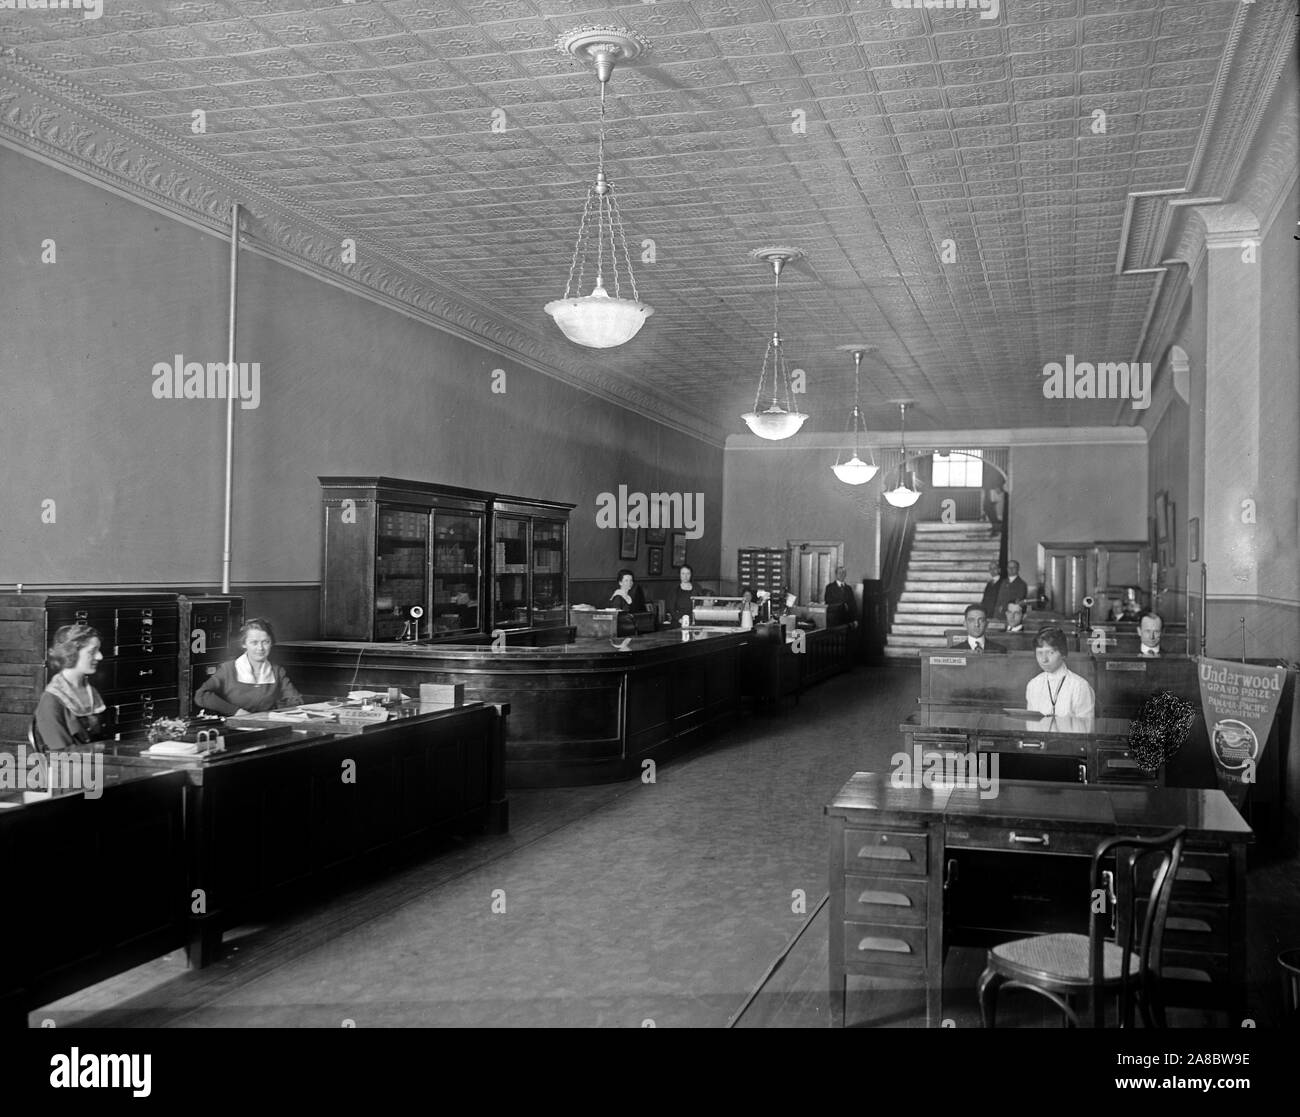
[
  {"left": 608, "top": 570, "right": 647, "bottom": 614},
  {"left": 669, "top": 564, "right": 711, "bottom": 622},
  {"left": 32, "top": 624, "right": 108, "bottom": 752},
  {"left": 194, "top": 618, "right": 303, "bottom": 715}
]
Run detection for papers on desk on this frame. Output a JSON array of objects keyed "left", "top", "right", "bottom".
[
  {"left": 145, "top": 740, "right": 204, "bottom": 756},
  {"left": 265, "top": 706, "right": 339, "bottom": 722},
  {"left": 347, "top": 691, "right": 388, "bottom": 702}
]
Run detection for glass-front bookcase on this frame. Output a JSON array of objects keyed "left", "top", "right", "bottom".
[
  {"left": 490, "top": 498, "right": 571, "bottom": 633},
  {"left": 321, "top": 479, "right": 572, "bottom": 642}
]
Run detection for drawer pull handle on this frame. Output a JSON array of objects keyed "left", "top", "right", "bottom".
[
  {"left": 856, "top": 936, "right": 913, "bottom": 955},
  {"left": 856, "top": 846, "right": 909, "bottom": 861},
  {"left": 1009, "top": 832, "right": 1049, "bottom": 846},
  {"left": 856, "top": 890, "right": 911, "bottom": 908},
  {"left": 1177, "top": 867, "right": 1213, "bottom": 883},
  {"left": 1078, "top": 763, "right": 1088, "bottom": 784},
  {"left": 1166, "top": 916, "right": 1213, "bottom": 934},
  {"left": 1017, "top": 739, "right": 1044, "bottom": 750}
]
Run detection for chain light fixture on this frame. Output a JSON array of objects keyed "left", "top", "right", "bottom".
[
  {"left": 545, "top": 28, "right": 653, "bottom": 349},
  {"left": 741, "top": 247, "right": 808, "bottom": 440},
  {"left": 831, "top": 345, "right": 880, "bottom": 485},
  {"left": 882, "top": 401, "right": 922, "bottom": 508}
]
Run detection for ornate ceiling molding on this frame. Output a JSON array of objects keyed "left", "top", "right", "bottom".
[{"left": 0, "top": 47, "right": 725, "bottom": 448}]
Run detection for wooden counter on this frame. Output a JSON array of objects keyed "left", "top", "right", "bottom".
[{"left": 280, "top": 631, "right": 748, "bottom": 787}]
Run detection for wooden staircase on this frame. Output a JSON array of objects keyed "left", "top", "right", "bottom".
[{"left": 884, "top": 522, "right": 1000, "bottom": 657}]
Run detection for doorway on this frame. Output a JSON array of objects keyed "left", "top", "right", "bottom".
[{"left": 788, "top": 541, "right": 844, "bottom": 605}]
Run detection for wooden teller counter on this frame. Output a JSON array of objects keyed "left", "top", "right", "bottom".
[{"left": 280, "top": 630, "right": 749, "bottom": 788}]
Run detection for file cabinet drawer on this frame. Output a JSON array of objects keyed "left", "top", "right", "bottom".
[
  {"left": 843, "top": 829, "right": 928, "bottom": 876},
  {"left": 843, "top": 920, "right": 928, "bottom": 971},
  {"left": 844, "top": 874, "right": 928, "bottom": 925}
]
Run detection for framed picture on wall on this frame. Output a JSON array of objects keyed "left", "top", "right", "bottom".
[
  {"left": 619, "top": 527, "right": 638, "bottom": 561},
  {"left": 671, "top": 531, "right": 687, "bottom": 568},
  {"left": 647, "top": 547, "right": 664, "bottom": 576},
  {"left": 645, "top": 526, "right": 668, "bottom": 546}
]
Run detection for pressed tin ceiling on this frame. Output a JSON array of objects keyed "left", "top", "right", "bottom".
[{"left": 0, "top": 1, "right": 1294, "bottom": 444}]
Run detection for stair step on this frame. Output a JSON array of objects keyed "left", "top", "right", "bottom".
[
  {"left": 893, "top": 601, "right": 970, "bottom": 614},
  {"left": 914, "top": 522, "right": 997, "bottom": 533},
  {"left": 905, "top": 576, "right": 987, "bottom": 589},
  {"left": 908, "top": 559, "right": 995, "bottom": 569},
  {"left": 899, "top": 590, "right": 989, "bottom": 602},
  {"left": 911, "top": 541, "right": 1000, "bottom": 553}
]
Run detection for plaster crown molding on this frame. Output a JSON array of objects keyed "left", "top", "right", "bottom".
[{"left": 0, "top": 47, "right": 723, "bottom": 447}]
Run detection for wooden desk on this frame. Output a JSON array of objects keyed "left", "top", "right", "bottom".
[
  {"left": 741, "top": 623, "right": 854, "bottom": 706},
  {"left": 902, "top": 709, "right": 1159, "bottom": 786},
  {"left": 826, "top": 773, "right": 1252, "bottom": 1027},
  {"left": 0, "top": 757, "right": 190, "bottom": 1026},
  {"left": 110, "top": 703, "right": 507, "bottom": 966}
]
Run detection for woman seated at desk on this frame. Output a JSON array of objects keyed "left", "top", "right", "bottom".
[
  {"left": 669, "top": 564, "right": 712, "bottom": 624},
  {"left": 608, "top": 570, "right": 647, "bottom": 614},
  {"left": 32, "top": 624, "right": 108, "bottom": 752},
  {"left": 1025, "top": 626, "right": 1095, "bottom": 718},
  {"left": 195, "top": 618, "right": 303, "bottom": 715}
]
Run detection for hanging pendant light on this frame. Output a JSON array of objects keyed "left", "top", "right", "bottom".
[
  {"left": 545, "top": 28, "right": 653, "bottom": 349},
  {"left": 831, "top": 345, "right": 880, "bottom": 485},
  {"left": 742, "top": 247, "right": 808, "bottom": 440},
  {"left": 883, "top": 401, "right": 921, "bottom": 508}
]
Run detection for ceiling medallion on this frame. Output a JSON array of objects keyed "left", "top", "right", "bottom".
[
  {"left": 544, "top": 27, "right": 654, "bottom": 349},
  {"left": 741, "top": 247, "right": 808, "bottom": 441}
]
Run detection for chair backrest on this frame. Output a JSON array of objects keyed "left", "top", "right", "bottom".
[{"left": 1088, "top": 825, "right": 1187, "bottom": 1027}]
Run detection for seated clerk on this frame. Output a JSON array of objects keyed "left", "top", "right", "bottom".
[
  {"left": 960, "top": 604, "right": 1006, "bottom": 654},
  {"left": 980, "top": 561, "right": 1003, "bottom": 619},
  {"left": 608, "top": 569, "right": 647, "bottom": 614},
  {"left": 1003, "top": 600, "right": 1026, "bottom": 633},
  {"left": 823, "top": 565, "right": 857, "bottom": 627},
  {"left": 1025, "top": 626, "right": 1095, "bottom": 718},
  {"left": 32, "top": 624, "right": 109, "bottom": 752},
  {"left": 1138, "top": 611, "right": 1163, "bottom": 657},
  {"left": 994, "top": 559, "right": 1029, "bottom": 618},
  {"left": 195, "top": 618, "right": 303, "bottom": 715}
]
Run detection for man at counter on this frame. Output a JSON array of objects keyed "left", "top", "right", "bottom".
[
  {"left": 980, "top": 561, "right": 1003, "bottom": 618},
  {"left": 961, "top": 605, "right": 1006, "bottom": 654},
  {"left": 1139, "top": 611, "right": 1163, "bottom": 657},
  {"left": 823, "top": 566, "right": 857, "bottom": 627}
]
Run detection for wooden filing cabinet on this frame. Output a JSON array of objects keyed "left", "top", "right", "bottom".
[
  {"left": 830, "top": 820, "right": 943, "bottom": 1027},
  {"left": 0, "top": 592, "right": 182, "bottom": 745}
]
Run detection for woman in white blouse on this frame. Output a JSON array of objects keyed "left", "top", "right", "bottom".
[{"left": 1025, "top": 626, "right": 1095, "bottom": 718}]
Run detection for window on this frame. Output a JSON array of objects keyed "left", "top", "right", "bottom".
[{"left": 932, "top": 451, "right": 983, "bottom": 488}]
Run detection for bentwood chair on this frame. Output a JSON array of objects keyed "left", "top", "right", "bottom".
[{"left": 977, "top": 826, "right": 1187, "bottom": 1028}]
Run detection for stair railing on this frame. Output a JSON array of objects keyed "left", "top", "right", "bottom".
[{"left": 879, "top": 506, "right": 917, "bottom": 634}]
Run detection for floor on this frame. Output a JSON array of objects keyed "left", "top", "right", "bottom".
[{"left": 34, "top": 663, "right": 1300, "bottom": 1028}]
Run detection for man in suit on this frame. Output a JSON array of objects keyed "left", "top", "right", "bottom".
[
  {"left": 824, "top": 565, "right": 857, "bottom": 627},
  {"left": 980, "top": 560, "right": 1003, "bottom": 618},
  {"left": 994, "top": 559, "right": 1029, "bottom": 619},
  {"left": 960, "top": 604, "right": 1006, "bottom": 653},
  {"left": 1004, "top": 600, "right": 1026, "bottom": 633},
  {"left": 1138, "top": 611, "right": 1163, "bottom": 657}
]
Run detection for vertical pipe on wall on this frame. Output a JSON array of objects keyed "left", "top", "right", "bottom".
[{"left": 222, "top": 203, "right": 240, "bottom": 595}]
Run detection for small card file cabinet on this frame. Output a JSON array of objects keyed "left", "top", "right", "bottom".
[{"left": 736, "top": 548, "right": 787, "bottom": 597}]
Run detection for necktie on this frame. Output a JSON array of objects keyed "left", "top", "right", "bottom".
[{"left": 971, "top": 642, "right": 983, "bottom": 653}]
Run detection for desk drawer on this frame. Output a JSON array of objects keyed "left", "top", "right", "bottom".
[
  {"left": 978, "top": 736, "right": 1085, "bottom": 758},
  {"left": 908, "top": 730, "right": 968, "bottom": 752},
  {"left": 842, "top": 920, "right": 928, "bottom": 971},
  {"left": 1136, "top": 851, "right": 1231, "bottom": 902},
  {"left": 843, "top": 829, "right": 928, "bottom": 876},
  {"left": 1160, "top": 949, "right": 1231, "bottom": 987},
  {"left": 945, "top": 823, "right": 1099, "bottom": 857},
  {"left": 844, "top": 874, "right": 928, "bottom": 925},
  {"left": 1095, "top": 747, "right": 1158, "bottom": 784},
  {"left": 1141, "top": 901, "right": 1230, "bottom": 952}
]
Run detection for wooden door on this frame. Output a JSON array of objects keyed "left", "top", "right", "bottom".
[{"left": 788, "top": 541, "right": 843, "bottom": 605}]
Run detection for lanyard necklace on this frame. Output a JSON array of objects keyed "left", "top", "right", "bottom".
[{"left": 1046, "top": 672, "right": 1065, "bottom": 713}]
